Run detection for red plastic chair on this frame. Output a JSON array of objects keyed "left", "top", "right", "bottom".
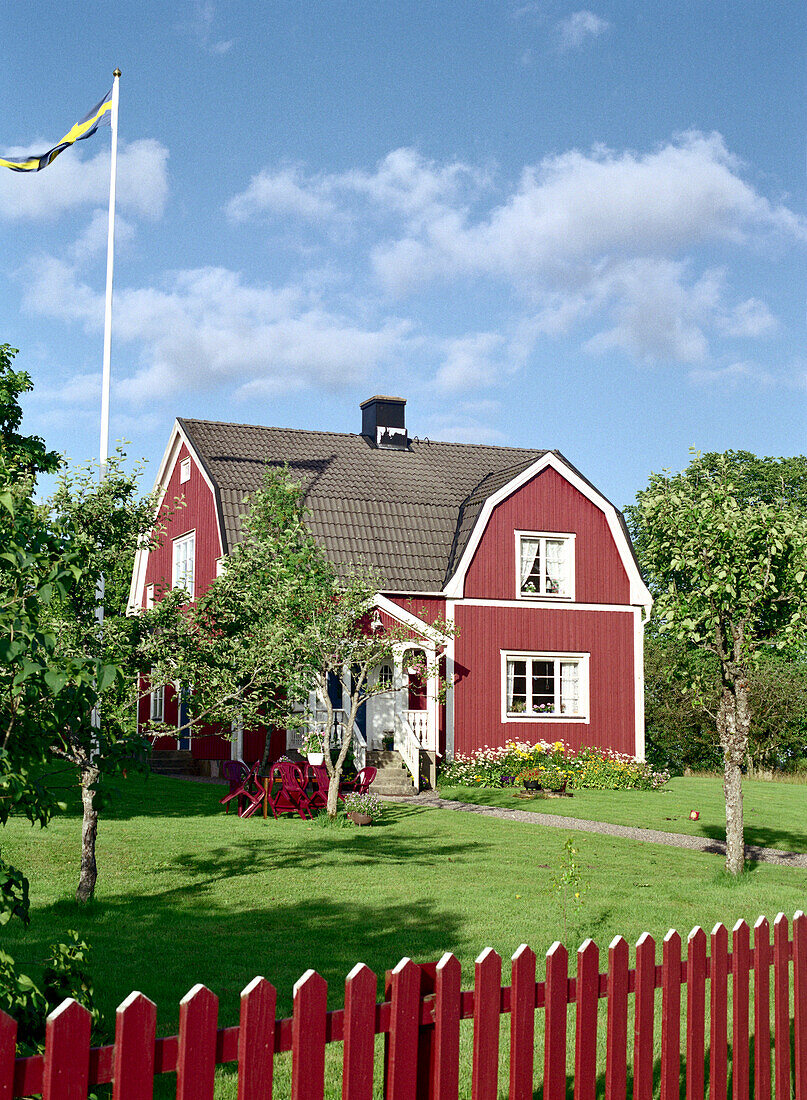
[
  {"left": 220, "top": 761, "right": 264, "bottom": 818},
  {"left": 306, "top": 763, "right": 342, "bottom": 810},
  {"left": 348, "top": 766, "right": 377, "bottom": 796},
  {"left": 220, "top": 760, "right": 248, "bottom": 814},
  {"left": 265, "top": 763, "right": 312, "bottom": 820}
]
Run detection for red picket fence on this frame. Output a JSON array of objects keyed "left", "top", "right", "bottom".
[{"left": 2, "top": 910, "right": 806, "bottom": 1099}]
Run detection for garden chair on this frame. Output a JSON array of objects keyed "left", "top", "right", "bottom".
[
  {"left": 220, "top": 760, "right": 248, "bottom": 815},
  {"left": 220, "top": 760, "right": 264, "bottom": 818},
  {"left": 347, "top": 766, "right": 377, "bottom": 796},
  {"left": 265, "top": 762, "right": 312, "bottom": 820}
]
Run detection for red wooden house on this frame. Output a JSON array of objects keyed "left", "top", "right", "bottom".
[{"left": 129, "top": 396, "right": 651, "bottom": 784}]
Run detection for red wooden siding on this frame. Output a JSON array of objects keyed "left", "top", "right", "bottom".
[
  {"left": 453, "top": 603, "right": 635, "bottom": 757},
  {"left": 142, "top": 441, "right": 222, "bottom": 607},
  {"left": 385, "top": 596, "right": 447, "bottom": 626},
  {"left": 463, "top": 466, "right": 630, "bottom": 604}
]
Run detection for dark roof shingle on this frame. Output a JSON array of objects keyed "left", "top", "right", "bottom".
[{"left": 179, "top": 417, "right": 547, "bottom": 591}]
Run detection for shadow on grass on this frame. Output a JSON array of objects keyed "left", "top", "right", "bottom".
[{"left": 698, "top": 822, "right": 807, "bottom": 858}]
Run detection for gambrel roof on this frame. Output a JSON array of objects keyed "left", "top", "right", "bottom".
[{"left": 178, "top": 417, "right": 549, "bottom": 592}]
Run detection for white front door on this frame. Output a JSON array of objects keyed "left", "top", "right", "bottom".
[{"left": 366, "top": 662, "right": 395, "bottom": 749}]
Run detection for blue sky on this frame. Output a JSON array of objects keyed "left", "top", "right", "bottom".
[{"left": 1, "top": 1, "right": 804, "bottom": 511}]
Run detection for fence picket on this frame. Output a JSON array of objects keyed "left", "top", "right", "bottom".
[
  {"left": 433, "top": 953, "right": 461, "bottom": 1100},
  {"left": 508, "top": 944, "right": 536, "bottom": 1100},
  {"left": 342, "top": 964, "right": 376, "bottom": 1100},
  {"left": 605, "top": 936, "right": 629, "bottom": 1100},
  {"left": 732, "top": 920, "right": 751, "bottom": 1100},
  {"left": 794, "top": 911, "right": 807, "bottom": 1100},
  {"left": 42, "top": 999, "right": 92, "bottom": 1100},
  {"left": 387, "top": 959, "right": 420, "bottom": 1100},
  {"left": 472, "top": 948, "right": 501, "bottom": 1100},
  {"left": 112, "top": 991, "right": 156, "bottom": 1100},
  {"left": 710, "top": 924, "right": 729, "bottom": 1100},
  {"left": 544, "top": 942, "right": 568, "bottom": 1100},
  {"left": 291, "top": 970, "right": 327, "bottom": 1100},
  {"left": 633, "top": 933, "right": 655, "bottom": 1100},
  {"left": 176, "top": 984, "right": 218, "bottom": 1100},
  {"left": 772, "top": 915, "right": 790, "bottom": 1100},
  {"left": 753, "top": 917, "right": 771, "bottom": 1100},
  {"left": 238, "top": 976, "right": 276, "bottom": 1100},
  {"left": 660, "top": 930, "right": 682, "bottom": 1100},
  {"left": 687, "top": 927, "right": 707, "bottom": 1100},
  {"left": 0, "top": 1009, "right": 16, "bottom": 1100},
  {"left": 574, "top": 940, "right": 599, "bottom": 1100}
]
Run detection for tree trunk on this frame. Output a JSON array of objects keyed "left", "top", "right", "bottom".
[
  {"left": 326, "top": 774, "right": 339, "bottom": 818},
  {"left": 719, "top": 677, "right": 751, "bottom": 876},
  {"left": 76, "top": 761, "right": 100, "bottom": 903}
]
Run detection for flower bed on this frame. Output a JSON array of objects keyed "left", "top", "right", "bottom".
[{"left": 438, "top": 740, "right": 669, "bottom": 792}]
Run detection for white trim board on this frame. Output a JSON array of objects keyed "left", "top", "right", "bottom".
[
  {"left": 374, "top": 593, "right": 450, "bottom": 645},
  {"left": 442, "top": 451, "right": 652, "bottom": 618}
]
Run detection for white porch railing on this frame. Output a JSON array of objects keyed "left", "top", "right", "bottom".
[
  {"left": 405, "top": 710, "right": 431, "bottom": 749},
  {"left": 397, "top": 713, "right": 420, "bottom": 793},
  {"left": 352, "top": 720, "right": 367, "bottom": 772}
]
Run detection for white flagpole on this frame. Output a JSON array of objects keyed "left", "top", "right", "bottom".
[{"left": 99, "top": 68, "right": 120, "bottom": 478}]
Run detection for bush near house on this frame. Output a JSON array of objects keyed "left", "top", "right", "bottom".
[{"left": 438, "top": 739, "right": 669, "bottom": 791}]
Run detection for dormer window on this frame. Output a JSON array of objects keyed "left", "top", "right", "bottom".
[{"left": 517, "top": 531, "right": 574, "bottom": 599}]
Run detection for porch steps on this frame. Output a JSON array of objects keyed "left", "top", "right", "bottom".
[
  {"left": 149, "top": 750, "right": 199, "bottom": 777},
  {"left": 366, "top": 750, "right": 416, "bottom": 796}
]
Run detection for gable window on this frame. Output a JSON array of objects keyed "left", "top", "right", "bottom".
[
  {"left": 502, "top": 651, "right": 588, "bottom": 720},
  {"left": 150, "top": 678, "right": 165, "bottom": 723},
  {"left": 173, "top": 532, "right": 195, "bottom": 599},
  {"left": 180, "top": 457, "right": 191, "bottom": 484},
  {"left": 517, "top": 532, "right": 574, "bottom": 599}
]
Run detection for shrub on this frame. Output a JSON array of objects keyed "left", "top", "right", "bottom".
[
  {"left": 439, "top": 739, "right": 669, "bottom": 792},
  {"left": 344, "top": 790, "right": 383, "bottom": 821}
]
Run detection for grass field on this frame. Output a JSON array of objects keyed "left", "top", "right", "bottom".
[
  {"left": 3, "top": 773, "right": 806, "bottom": 1096},
  {"left": 438, "top": 775, "right": 807, "bottom": 853}
]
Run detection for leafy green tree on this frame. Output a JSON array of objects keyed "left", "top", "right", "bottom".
[
  {"left": 150, "top": 467, "right": 451, "bottom": 817},
  {"left": 44, "top": 451, "right": 179, "bottom": 902},
  {"left": 630, "top": 449, "right": 807, "bottom": 874}
]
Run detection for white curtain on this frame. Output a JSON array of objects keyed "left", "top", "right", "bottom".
[
  {"left": 560, "top": 661, "right": 579, "bottom": 714},
  {"left": 520, "top": 537, "right": 540, "bottom": 588},
  {"left": 506, "top": 659, "right": 516, "bottom": 709},
  {"left": 544, "top": 539, "right": 565, "bottom": 595}
]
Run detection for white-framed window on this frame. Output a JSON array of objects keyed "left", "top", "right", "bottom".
[
  {"left": 215, "top": 556, "right": 226, "bottom": 577},
  {"left": 172, "top": 531, "right": 195, "bottom": 598},
  {"left": 516, "top": 531, "right": 575, "bottom": 599},
  {"left": 378, "top": 663, "right": 393, "bottom": 691},
  {"left": 501, "top": 651, "right": 589, "bottom": 721},
  {"left": 180, "top": 457, "right": 191, "bottom": 484},
  {"left": 145, "top": 583, "right": 155, "bottom": 609},
  {"left": 150, "top": 679, "right": 165, "bottom": 723}
]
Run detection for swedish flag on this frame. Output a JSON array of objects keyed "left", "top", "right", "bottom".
[{"left": 0, "top": 88, "right": 113, "bottom": 172}]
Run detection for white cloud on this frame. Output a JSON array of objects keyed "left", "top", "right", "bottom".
[
  {"left": 0, "top": 139, "right": 169, "bottom": 221},
  {"left": 227, "top": 167, "right": 338, "bottom": 222},
  {"left": 687, "top": 361, "right": 778, "bottom": 387},
  {"left": 69, "top": 209, "right": 136, "bottom": 262},
  {"left": 226, "top": 147, "right": 487, "bottom": 232},
  {"left": 20, "top": 259, "right": 408, "bottom": 405},
  {"left": 717, "top": 297, "right": 778, "bottom": 338},
  {"left": 434, "top": 332, "right": 509, "bottom": 392},
  {"left": 177, "top": 1, "right": 234, "bottom": 54},
  {"left": 556, "top": 10, "right": 610, "bottom": 50}
]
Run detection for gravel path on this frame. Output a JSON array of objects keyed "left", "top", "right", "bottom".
[{"left": 383, "top": 792, "right": 807, "bottom": 870}]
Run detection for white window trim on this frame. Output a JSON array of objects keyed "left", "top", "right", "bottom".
[
  {"left": 172, "top": 530, "right": 196, "bottom": 600},
  {"left": 145, "top": 583, "right": 154, "bottom": 610},
  {"left": 215, "top": 556, "right": 226, "bottom": 577},
  {"left": 514, "top": 530, "right": 576, "bottom": 601},
  {"left": 500, "top": 650, "right": 589, "bottom": 723},
  {"left": 150, "top": 681, "right": 165, "bottom": 723},
  {"left": 179, "top": 457, "right": 191, "bottom": 484}
]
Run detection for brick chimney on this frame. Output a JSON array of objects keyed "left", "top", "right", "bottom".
[{"left": 360, "top": 395, "right": 408, "bottom": 449}]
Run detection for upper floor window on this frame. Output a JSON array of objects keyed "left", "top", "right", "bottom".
[
  {"left": 503, "top": 652, "right": 588, "bottom": 720},
  {"left": 517, "top": 532, "right": 574, "bottom": 599},
  {"left": 173, "top": 531, "right": 195, "bottom": 599},
  {"left": 180, "top": 457, "right": 191, "bottom": 484}
]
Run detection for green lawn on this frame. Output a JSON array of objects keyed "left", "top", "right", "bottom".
[
  {"left": 438, "top": 775, "right": 807, "bottom": 853},
  {"left": 3, "top": 772, "right": 806, "bottom": 1097}
]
